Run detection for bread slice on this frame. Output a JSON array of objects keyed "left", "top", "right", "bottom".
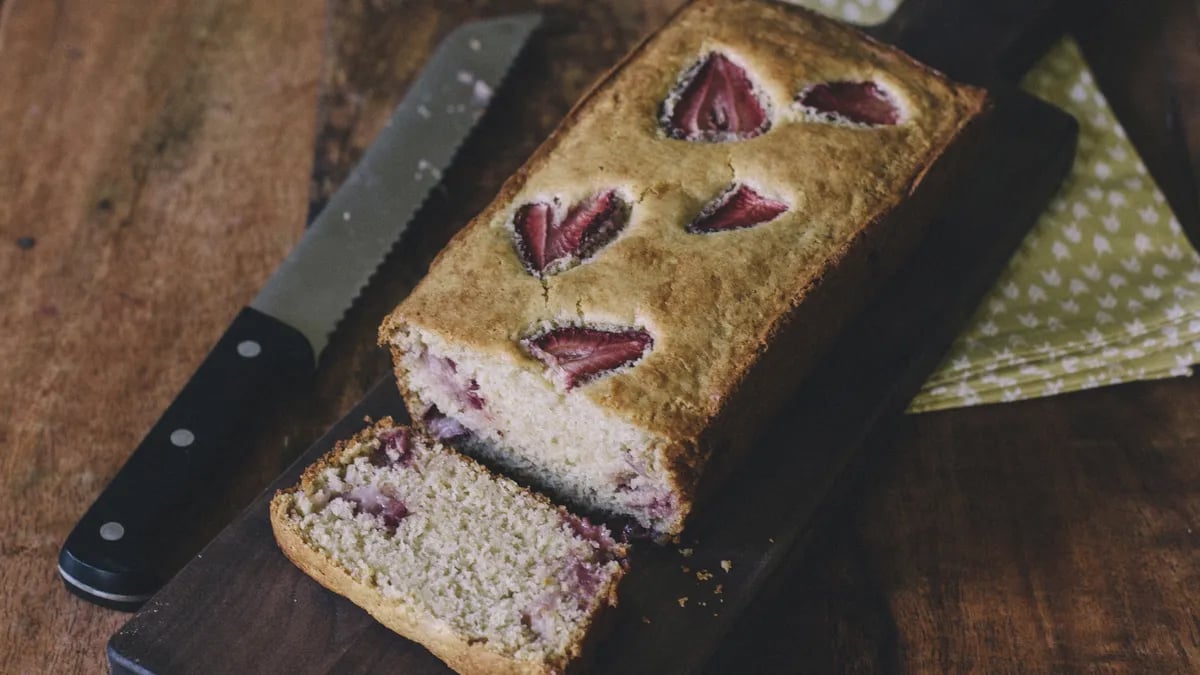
[
  {"left": 380, "top": 0, "right": 989, "bottom": 536},
  {"left": 270, "top": 418, "right": 627, "bottom": 675}
]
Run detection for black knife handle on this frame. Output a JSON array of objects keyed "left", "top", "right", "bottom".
[{"left": 58, "top": 307, "right": 315, "bottom": 610}]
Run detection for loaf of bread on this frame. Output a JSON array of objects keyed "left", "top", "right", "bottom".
[
  {"left": 380, "top": 0, "right": 989, "bottom": 536},
  {"left": 270, "top": 419, "right": 626, "bottom": 675}
]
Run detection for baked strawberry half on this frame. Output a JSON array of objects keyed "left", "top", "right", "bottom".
[
  {"left": 661, "top": 52, "right": 771, "bottom": 142},
  {"left": 523, "top": 326, "right": 653, "bottom": 390},
  {"left": 796, "top": 80, "right": 901, "bottom": 126},
  {"left": 688, "top": 183, "right": 788, "bottom": 234},
  {"left": 512, "top": 190, "right": 631, "bottom": 276}
]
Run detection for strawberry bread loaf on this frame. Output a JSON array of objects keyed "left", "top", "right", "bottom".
[{"left": 380, "top": 0, "right": 989, "bottom": 536}]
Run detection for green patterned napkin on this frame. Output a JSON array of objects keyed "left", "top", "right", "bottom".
[{"left": 792, "top": 0, "right": 1196, "bottom": 412}]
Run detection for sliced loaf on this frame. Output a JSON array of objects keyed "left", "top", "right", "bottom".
[{"left": 270, "top": 418, "right": 627, "bottom": 675}]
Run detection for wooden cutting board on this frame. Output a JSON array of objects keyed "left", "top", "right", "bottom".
[{"left": 107, "top": 1, "right": 1079, "bottom": 672}]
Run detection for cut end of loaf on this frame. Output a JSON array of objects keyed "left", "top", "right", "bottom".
[
  {"left": 271, "top": 419, "right": 626, "bottom": 671},
  {"left": 388, "top": 325, "right": 688, "bottom": 537}
]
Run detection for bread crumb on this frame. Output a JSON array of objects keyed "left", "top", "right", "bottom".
[
  {"left": 768, "top": 537, "right": 775, "bottom": 544},
  {"left": 681, "top": 565, "right": 691, "bottom": 574},
  {"left": 679, "top": 547, "right": 694, "bottom": 558},
  {"left": 698, "top": 600, "right": 707, "bottom": 607},
  {"left": 677, "top": 597, "right": 688, "bottom": 608},
  {"left": 696, "top": 570, "right": 713, "bottom": 582},
  {"left": 642, "top": 616, "right": 652, "bottom": 624},
  {"left": 720, "top": 559, "right": 733, "bottom": 572},
  {"left": 714, "top": 584, "right": 723, "bottom": 595}
]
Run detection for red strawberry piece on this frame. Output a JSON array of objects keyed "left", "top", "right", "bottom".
[
  {"left": 371, "top": 427, "right": 413, "bottom": 467},
  {"left": 513, "top": 190, "right": 630, "bottom": 276},
  {"left": 688, "top": 183, "right": 788, "bottom": 233},
  {"left": 565, "top": 560, "right": 606, "bottom": 605},
  {"left": 425, "top": 354, "right": 486, "bottom": 411},
  {"left": 796, "top": 81, "right": 900, "bottom": 126},
  {"left": 378, "top": 499, "right": 410, "bottom": 534},
  {"left": 345, "top": 486, "right": 410, "bottom": 534},
  {"left": 661, "top": 52, "right": 771, "bottom": 142},
  {"left": 564, "top": 513, "right": 609, "bottom": 546},
  {"left": 422, "top": 406, "right": 471, "bottom": 442},
  {"left": 524, "top": 326, "right": 653, "bottom": 390}
]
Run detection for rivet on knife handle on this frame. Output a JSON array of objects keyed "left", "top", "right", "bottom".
[{"left": 58, "top": 308, "right": 314, "bottom": 610}]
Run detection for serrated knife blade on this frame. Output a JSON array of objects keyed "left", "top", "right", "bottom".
[
  {"left": 253, "top": 13, "right": 542, "bottom": 356},
  {"left": 58, "top": 13, "right": 542, "bottom": 611}
]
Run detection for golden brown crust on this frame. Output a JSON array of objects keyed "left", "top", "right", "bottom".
[
  {"left": 380, "top": 0, "right": 989, "bottom": 534},
  {"left": 269, "top": 418, "right": 626, "bottom": 675}
]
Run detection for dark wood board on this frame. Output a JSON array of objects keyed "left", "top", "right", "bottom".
[{"left": 107, "top": 1, "right": 1078, "bottom": 673}]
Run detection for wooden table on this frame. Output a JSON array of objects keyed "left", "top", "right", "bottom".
[{"left": 1, "top": 0, "right": 1196, "bottom": 672}]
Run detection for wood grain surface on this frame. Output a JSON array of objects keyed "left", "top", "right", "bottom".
[
  {"left": 2, "top": 0, "right": 1198, "bottom": 673},
  {"left": 0, "top": 0, "right": 324, "bottom": 671}
]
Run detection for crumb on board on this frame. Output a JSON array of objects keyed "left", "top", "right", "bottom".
[
  {"left": 681, "top": 565, "right": 691, "bottom": 574},
  {"left": 642, "top": 616, "right": 652, "bottom": 624},
  {"left": 679, "top": 547, "right": 694, "bottom": 558},
  {"left": 768, "top": 537, "right": 775, "bottom": 544},
  {"left": 721, "top": 559, "right": 733, "bottom": 573},
  {"left": 696, "top": 570, "right": 713, "bottom": 582},
  {"left": 714, "top": 584, "right": 723, "bottom": 595},
  {"left": 678, "top": 596, "right": 688, "bottom": 608},
  {"left": 698, "top": 600, "right": 707, "bottom": 607}
]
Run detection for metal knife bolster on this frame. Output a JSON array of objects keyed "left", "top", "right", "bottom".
[{"left": 59, "top": 13, "right": 543, "bottom": 611}]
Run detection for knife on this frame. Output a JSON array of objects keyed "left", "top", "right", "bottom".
[{"left": 58, "top": 13, "right": 542, "bottom": 611}]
